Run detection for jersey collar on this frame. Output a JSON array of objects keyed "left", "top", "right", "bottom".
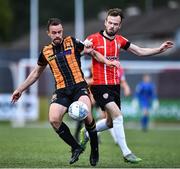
[{"left": 99, "top": 30, "right": 115, "bottom": 41}]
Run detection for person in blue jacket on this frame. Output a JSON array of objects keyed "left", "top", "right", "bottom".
[{"left": 134, "top": 74, "right": 158, "bottom": 131}]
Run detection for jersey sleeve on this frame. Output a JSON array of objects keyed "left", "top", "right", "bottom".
[
  {"left": 119, "top": 36, "right": 131, "bottom": 50},
  {"left": 72, "top": 37, "right": 84, "bottom": 53},
  {"left": 37, "top": 50, "right": 48, "bottom": 66}
]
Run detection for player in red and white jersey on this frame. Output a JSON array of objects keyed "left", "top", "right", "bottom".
[
  {"left": 87, "top": 31, "right": 129, "bottom": 85},
  {"left": 80, "top": 8, "right": 173, "bottom": 163}
]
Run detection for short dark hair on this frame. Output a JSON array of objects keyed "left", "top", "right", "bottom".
[
  {"left": 47, "top": 18, "right": 62, "bottom": 30},
  {"left": 106, "top": 8, "right": 124, "bottom": 20}
]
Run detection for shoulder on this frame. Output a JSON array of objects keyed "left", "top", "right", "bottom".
[
  {"left": 116, "top": 35, "right": 128, "bottom": 42},
  {"left": 87, "top": 32, "right": 101, "bottom": 40},
  {"left": 65, "top": 36, "right": 83, "bottom": 45},
  {"left": 116, "top": 35, "right": 130, "bottom": 50},
  {"left": 42, "top": 44, "right": 53, "bottom": 54}
]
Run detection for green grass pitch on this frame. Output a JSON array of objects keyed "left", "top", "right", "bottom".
[{"left": 0, "top": 122, "right": 180, "bottom": 168}]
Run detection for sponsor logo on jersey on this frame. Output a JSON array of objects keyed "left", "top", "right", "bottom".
[
  {"left": 47, "top": 55, "right": 57, "bottom": 61},
  {"left": 47, "top": 50, "right": 72, "bottom": 61},
  {"left": 106, "top": 56, "right": 119, "bottom": 61}
]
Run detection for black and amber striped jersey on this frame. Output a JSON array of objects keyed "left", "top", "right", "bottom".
[{"left": 38, "top": 36, "right": 86, "bottom": 89}]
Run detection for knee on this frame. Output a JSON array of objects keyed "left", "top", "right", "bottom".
[
  {"left": 49, "top": 113, "right": 62, "bottom": 130},
  {"left": 49, "top": 120, "right": 61, "bottom": 130}
]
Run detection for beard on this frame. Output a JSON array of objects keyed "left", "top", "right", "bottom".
[
  {"left": 105, "top": 29, "right": 118, "bottom": 37},
  {"left": 53, "top": 38, "right": 62, "bottom": 45}
]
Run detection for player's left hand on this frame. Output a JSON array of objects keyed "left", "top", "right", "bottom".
[{"left": 108, "top": 60, "right": 120, "bottom": 68}]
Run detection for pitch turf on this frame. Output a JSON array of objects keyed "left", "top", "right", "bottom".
[{"left": 0, "top": 122, "right": 180, "bottom": 168}]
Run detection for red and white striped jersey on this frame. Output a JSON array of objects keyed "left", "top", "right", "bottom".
[{"left": 86, "top": 31, "right": 130, "bottom": 85}]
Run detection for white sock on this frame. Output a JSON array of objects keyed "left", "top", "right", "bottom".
[
  {"left": 113, "top": 115, "right": 131, "bottom": 156},
  {"left": 85, "top": 118, "right": 109, "bottom": 138},
  {"left": 109, "top": 128, "right": 117, "bottom": 144},
  {"left": 96, "top": 118, "right": 109, "bottom": 132}
]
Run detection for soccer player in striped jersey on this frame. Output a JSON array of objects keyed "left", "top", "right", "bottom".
[
  {"left": 11, "top": 18, "right": 119, "bottom": 166},
  {"left": 80, "top": 8, "right": 173, "bottom": 163}
]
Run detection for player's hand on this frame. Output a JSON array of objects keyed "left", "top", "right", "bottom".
[
  {"left": 159, "top": 41, "right": 174, "bottom": 53},
  {"left": 84, "top": 39, "right": 93, "bottom": 48},
  {"left": 108, "top": 60, "right": 120, "bottom": 68},
  {"left": 124, "top": 86, "right": 131, "bottom": 96},
  {"left": 11, "top": 90, "right": 22, "bottom": 104},
  {"left": 83, "top": 39, "right": 94, "bottom": 54}
]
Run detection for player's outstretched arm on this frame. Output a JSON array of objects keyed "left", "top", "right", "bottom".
[
  {"left": 11, "top": 65, "right": 46, "bottom": 103},
  {"left": 128, "top": 41, "right": 174, "bottom": 56}
]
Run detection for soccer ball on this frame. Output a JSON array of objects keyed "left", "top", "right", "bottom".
[{"left": 68, "top": 101, "right": 88, "bottom": 121}]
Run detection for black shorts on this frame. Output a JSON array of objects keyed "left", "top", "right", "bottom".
[
  {"left": 90, "top": 85, "right": 121, "bottom": 111},
  {"left": 51, "top": 82, "right": 90, "bottom": 107}
]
